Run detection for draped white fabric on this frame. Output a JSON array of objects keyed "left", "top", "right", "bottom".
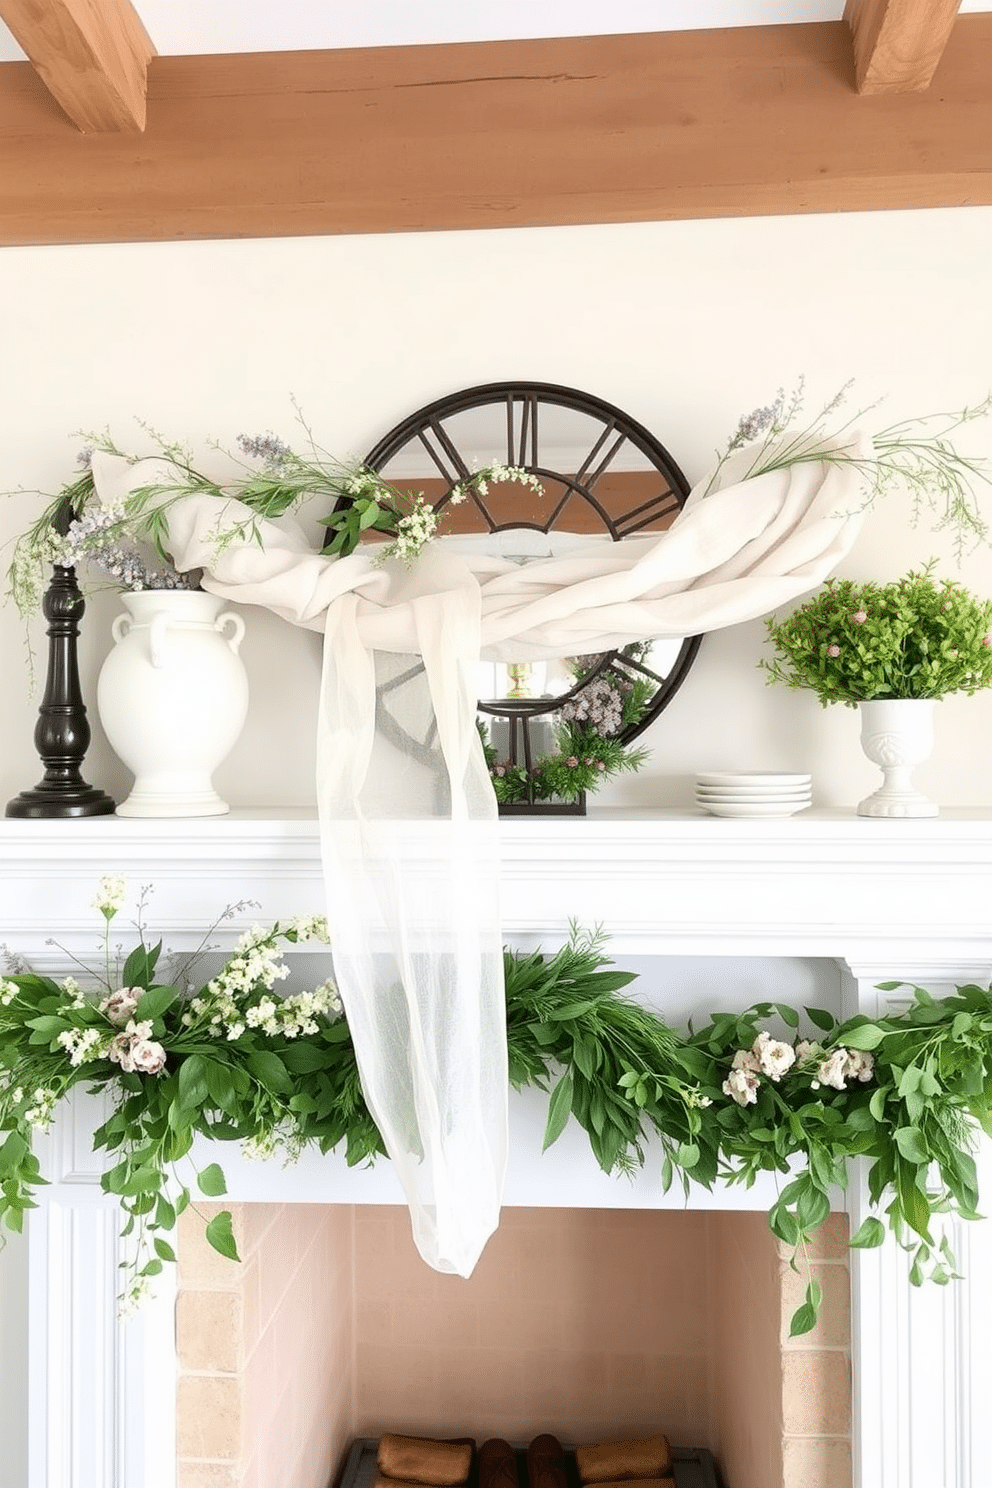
[{"left": 92, "top": 436, "right": 870, "bottom": 1275}]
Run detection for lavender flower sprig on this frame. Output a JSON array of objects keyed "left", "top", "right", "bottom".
[
  {"left": 5, "top": 411, "right": 546, "bottom": 624},
  {"left": 706, "top": 379, "right": 992, "bottom": 558}
]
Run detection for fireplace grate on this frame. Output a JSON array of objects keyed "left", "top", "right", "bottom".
[{"left": 339, "top": 1437, "right": 720, "bottom": 1488}]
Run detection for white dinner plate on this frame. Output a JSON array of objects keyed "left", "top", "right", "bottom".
[
  {"left": 696, "top": 779, "right": 809, "bottom": 791},
  {"left": 695, "top": 785, "right": 813, "bottom": 800},
  {"left": 697, "top": 799, "right": 813, "bottom": 818}
]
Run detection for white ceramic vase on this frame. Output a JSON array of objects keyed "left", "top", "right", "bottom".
[
  {"left": 857, "top": 698, "right": 938, "bottom": 818},
  {"left": 97, "top": 591, "right": 249, "bottom": 818}
]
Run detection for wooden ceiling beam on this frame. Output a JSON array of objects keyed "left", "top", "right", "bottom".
[
  {"left": 2, "top": 19, "right": 992, "bottom": 245},
  {"left": 845, "top": 0, "right": 963, "bottom": 93},
  {"left": 0, "top": 0, "right": 155, "bottom": 131}
]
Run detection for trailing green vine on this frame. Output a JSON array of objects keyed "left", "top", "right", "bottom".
[{"left": 1, "top": 886, "right": 989, "bottom": 1331}]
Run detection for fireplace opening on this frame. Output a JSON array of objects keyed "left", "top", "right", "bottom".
[{"left": 175, "top": 1204, "right": 852, "bottom": 1488}]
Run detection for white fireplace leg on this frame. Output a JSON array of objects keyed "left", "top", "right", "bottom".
[
  {"left": 843, "top": 961, "right": 992, "bottom": 1488},
  {"left": 26, "top": 1090, "right": 177, "bottom": 1488}
]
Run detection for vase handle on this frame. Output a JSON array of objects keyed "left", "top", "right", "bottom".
[
  {"left": 111, "top": 614, "right": 132, "bottom": 645},
  {"left": 148, "top": 612, "right": 173, "bottom": 668},
  {"left": 217, "top": 611, "right": 245, "bottom": 656}
]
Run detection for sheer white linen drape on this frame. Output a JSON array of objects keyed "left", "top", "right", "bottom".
[{"left": 93, "top": 435, "right": 870, "bottom": 1275}]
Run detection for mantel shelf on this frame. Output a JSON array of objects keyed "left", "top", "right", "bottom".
[{"left": 4, "top": 807, "right": 992, "bottom": 965}]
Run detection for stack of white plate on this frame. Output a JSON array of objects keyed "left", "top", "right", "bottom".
[{"left": 695, "top": 771, "right": 812, "bottom": 818}]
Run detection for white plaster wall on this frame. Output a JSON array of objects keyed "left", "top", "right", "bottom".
[{"left": 2, "top": 207, "right": 992, "bottom": 814}]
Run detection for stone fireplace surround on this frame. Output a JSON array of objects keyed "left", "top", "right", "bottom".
[{"left": 2, "top": 808, "right": 991, "bottom": 1488}]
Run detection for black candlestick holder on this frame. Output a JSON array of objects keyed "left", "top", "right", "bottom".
[{"left": 5, "top": 552, "right": 117, "bottom": 819}]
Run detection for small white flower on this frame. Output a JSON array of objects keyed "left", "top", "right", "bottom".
[
  {"left": 723, "top": 1067, "right": 760, "bottom": 1106},
  {"left": 93, "top": 876, "right": 127, "bottom": 919},
  {"left": 0, "top": 979, "right": 18, "bottom": 1006},
  {"left": 845, "top": 1048, "right": 875, "bottom": 1083},
  {"left": 753, "top": 1030, "right": 796, "bottom": 1082},
  {"left": 731, "top": 1047, "right": 760, "bottom": 1072},
  {"left": 816, "top": 1049, "right": 851, "bottom": 1091}
]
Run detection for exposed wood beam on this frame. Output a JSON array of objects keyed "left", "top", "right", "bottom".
[
  {"left": 0, "top": 0, "right": 155, "bottom": 132},
  {"left": 2, "top": 19, "right": 992, "bottom": 246},
  {"left": 845, "top": 0, "right": 963, "bottom": 93}
]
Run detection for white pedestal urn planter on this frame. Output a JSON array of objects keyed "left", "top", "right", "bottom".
[
  {"left": 96, "top": 590, "right": 249, "bottom": 817},
  {"left": 857, "top": 697, "right": 938, "bottom": 818}
]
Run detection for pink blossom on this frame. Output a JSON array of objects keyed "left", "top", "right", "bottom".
[
  {"left": 827, "top": 644, "right": 841, "bottom": 658},
  {"left": 852, "top": 610, "right": 867, "bottom": 624},
  {"left": 943, "top": 600, "right": 953, "bottom": 610},
  {"left": 101, "top": 987, "right": 141, "bottom": 1025},
  {"left": 128, "top": 1039, "right": 167, "bottom": 1075},
  {"left": 566, "top": 756, "right": 579, "bottom": 767}
]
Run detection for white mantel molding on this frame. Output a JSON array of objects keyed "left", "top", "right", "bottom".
[
  {"left": 4, "top": 806, "right": 992, "bottom": 964},
  {"left": 3, "top": 807, "right": 992, "bottom": 1488}
]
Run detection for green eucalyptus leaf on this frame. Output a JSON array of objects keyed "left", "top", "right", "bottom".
[
  {"left": 196, "top": 1162, "right": 228, "bottom": 1198},
  {"left": 849, "top": 1216, "right": 886, "bottom": 1249},
  {"left": 841, "top": 1023, "right": 887, "bottom": 1051},
  {"left": 542, "top": 1071, "right": 574, "bottom": 1152},
  {"left": 894, "top": 1126, "right": 930, "bottom": 1164},
  {"left": 204, "top": 1210, "right": 240, "bottom": 1262}
]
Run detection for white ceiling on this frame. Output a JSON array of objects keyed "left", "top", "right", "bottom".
[{"left": 0, "top": 0, "right": 988, "bottom": 64}]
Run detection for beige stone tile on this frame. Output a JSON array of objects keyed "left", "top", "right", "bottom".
[
  {"left": 237, "top": 1458, "right": 261, "bottom": 1488},
  {"left": 776, "top": 1210, "right": 850, "bottom": 1262},
  {"left": 177, "top": 1288, "right": 243, "bottom": 1373},
  {"left": 782, "top": 1435, "right": 853, "bottom": 1488},
  {"left": 781, "top": 1262, "right": 851, "bottom": 1348},
  {"left": 176, "top": 1375, "right": 242, "bottom": 1460},
  {"left": 239, "top": 1202, "right": 282, "bottom": 1260},
  {"left": 782, "top": 1351, "right": 852, "bottom": 1436},
  {"left": 178, "top": 1205, "right": 246, "bottom": 1289},
  {"left": 177, "top": 1464, "right": 240, "bottom": 1488}
]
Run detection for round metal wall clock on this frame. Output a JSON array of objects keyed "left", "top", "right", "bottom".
[{"left": 358, "top": 381, "right": 702, "bottom": 813}]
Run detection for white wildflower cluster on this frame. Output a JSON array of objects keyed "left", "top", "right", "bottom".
[
  {"left": 93, "top": 874, "right": 127, "bottom": 919},
  {"left": 685, "top": 1088, "right": 713, "bottom": 1109},
  {"left": 241, "top": 1120, "right": 305, "bottom": 1164},
  {"left": 382, "top": 496, "right": 440, "bottom": 564},
  {"left": 0, "top": 979, "right": 19, "bottom": 1007},
  {"left": 61, "top": 977, "right": 87, "bottom": 1010},
  {"left": 107, "top": 1019, "right": 167, "bottom": 1075},
  {"left": 182, "top": 925, "right": 291, "bottom": 1036},
  {"left": 56, "top": 1026, "right": 110, "bottom": 1068},
  {"left": 118, "top": 1274, "right": 156, "bottom": 1318},
  {"left": 288, "top": 914, "right": 331, "bottom": 942},
  {"left": 722, "top": 1029, "right": 797, "bottom": 1107},
  {"left": 23, "top": 1086, "right": 59, "bottom": 1131},
  {"left": 463, "top": 463, "right": 545, "bottom": 501},
  {"left": 244, "top": 979, "right": 342, "bottom": 1040}
]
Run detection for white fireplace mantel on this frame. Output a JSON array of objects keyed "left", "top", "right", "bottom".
[
  {"left": 2, "top": 808, "right": 992, "bottom": 1488},
  {"left": 4, "top": 805, "right": 992, "bottom": 963}
]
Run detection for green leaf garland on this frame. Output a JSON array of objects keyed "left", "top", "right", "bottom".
[{"left": 2, "top": 912, "right": 992, "bottom": 1330}]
